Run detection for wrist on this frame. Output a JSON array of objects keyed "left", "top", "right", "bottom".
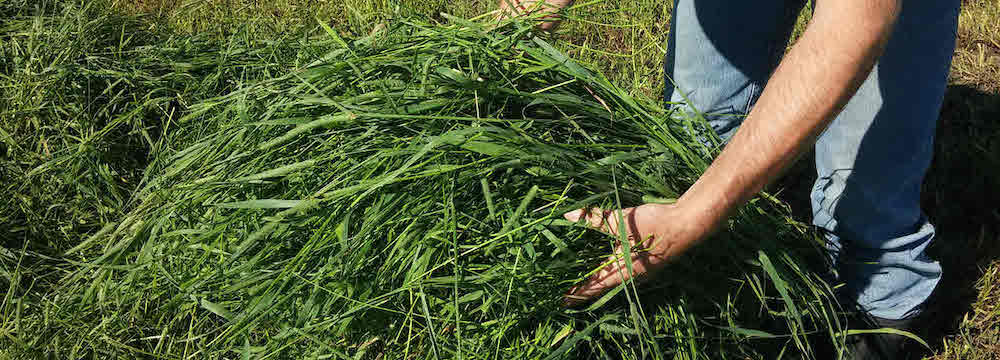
[{"left": 673, "top": 191, "right": 731, "bottom": 235}]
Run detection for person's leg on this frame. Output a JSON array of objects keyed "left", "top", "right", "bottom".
[
  {"left": 810, "top": 0, "right": 961, "bottom": 322},
  {"left": 663, "top": 0, "right": 806, "bottom": 141}
]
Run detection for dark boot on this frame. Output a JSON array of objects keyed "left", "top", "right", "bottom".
[{"left": 840, "top": 314, "right": 923, "bottom": 360}]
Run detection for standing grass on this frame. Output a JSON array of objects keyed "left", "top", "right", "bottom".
[
  {"left": 110, "top": 0, "right": 674, "bottom": 98},
  {"left": 951, "top": 0, "right": 1000, "bottom": 93},
  {"left": 932, "top": 262, "right": 1000, "bottom": 359}
]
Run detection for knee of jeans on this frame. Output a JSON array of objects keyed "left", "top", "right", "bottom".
[
  {"left": 810, "top": 171, "right": 846, "bottom": 232},
  {"left": 811, "top": 170, "right": 928, "bottom": 250},
  {"left": 668, "top": 81, "right": 758, "bottom": 142}
]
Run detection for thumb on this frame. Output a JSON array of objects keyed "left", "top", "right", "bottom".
[
  {"left": 563, "top": 209, "right": 585, "bottom": 222},
  {"left": 564, "top": 208, "right": 620, "bottom": 235}
]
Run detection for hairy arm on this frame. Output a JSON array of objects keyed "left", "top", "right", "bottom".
[
  {"left": 675, "top": 0, "right": 902, "bottom": 235},
  {"left": 562, "top": 0, "right": 904, "bottom": 302}
]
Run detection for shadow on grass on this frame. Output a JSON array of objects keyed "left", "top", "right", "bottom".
[
  {"left": 774, "top": 84, "right": 1000, "bottom": 359},
  {"left": 919, "top": 84, "right": 1000, "bottom": 357}
]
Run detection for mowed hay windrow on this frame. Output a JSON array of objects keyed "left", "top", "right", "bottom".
[{"left": 36, "top": 18, "right": 846, "bottom": 359}]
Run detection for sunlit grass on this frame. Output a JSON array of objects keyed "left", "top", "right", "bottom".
[
  {"left": 3, "top": 0, "right": 998, "bottom": 359},
  {"left": 1, "top": 5, "right": 850, "bottom": 358}
]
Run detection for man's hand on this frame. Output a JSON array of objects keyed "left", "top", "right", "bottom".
[
  {"left": 496, "top": 0, "right": 573, "bottom": 31},
  {"left": 562, "top": 202, "right": 714, "bottom": 306}
]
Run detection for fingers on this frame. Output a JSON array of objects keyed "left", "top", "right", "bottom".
[
  {"left": 563, "top": 251, "right": 656, "bottom": 307},
  {"left": 562, "top": 208, "right": 592, "bottom": 225},
  {"left": 564, "top": 207, "right": 635, "bottom": 237},
  {"left": 561, "top": 206, "right": 660, "bottom": 306}
]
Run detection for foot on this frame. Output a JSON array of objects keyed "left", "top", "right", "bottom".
[{"left": 840, "top": 314, "right": 923, "bottom": 360}]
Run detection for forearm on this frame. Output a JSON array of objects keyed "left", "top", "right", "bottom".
[{"left": 676, "top": 0, "right": 901, "bottom": 229}]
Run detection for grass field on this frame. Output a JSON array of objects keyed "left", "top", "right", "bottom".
[{"left": 2, "top": 0, "right": 998, "bottom": 358}]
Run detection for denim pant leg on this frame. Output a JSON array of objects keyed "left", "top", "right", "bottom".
[
  {"left": 663, "top": 0, "right": 805, "bottom": 141},
  {"left": 811, "top": 1, "right": 960, "bottom": 320}
]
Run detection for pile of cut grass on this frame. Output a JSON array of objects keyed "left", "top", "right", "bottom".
[
  {"left": 0, "top": 0, "right": 324, "bottom": 352},
  {"left": 0, "top": 0, "right": 322, "bottom": 247},
  {"left": 4, "top": 9, "right": 849, "bottom": 360}
]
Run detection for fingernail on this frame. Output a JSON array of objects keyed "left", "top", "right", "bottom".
[
  {"left": 564, "top": 209, "right": 583, "bottom": 222},
  {"left": 561, "top": 286, "right": 582, "bottom": 307},
  {"left": 567, "top": 285, "right": 579, "bottom": 295}
]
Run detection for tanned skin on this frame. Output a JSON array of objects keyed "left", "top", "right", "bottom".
[
  {"left": 497, "top": 0, "right": 574, "bottom": 31},
  {"left": 497, "top": 0, "right": 902, "bottom": 305}
]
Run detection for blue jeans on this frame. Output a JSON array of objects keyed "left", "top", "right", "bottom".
[{"left": 664, "top": 0, "right": 960, "bottom": 320}]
